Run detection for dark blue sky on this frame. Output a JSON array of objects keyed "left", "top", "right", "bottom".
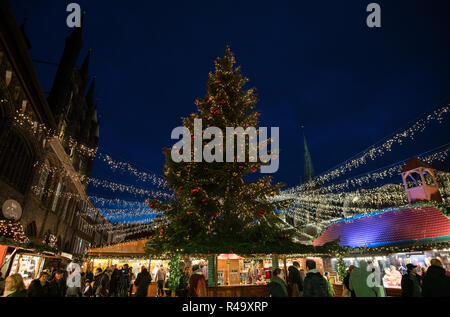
[{"left": 10, "top": 0, "right": 450, "bottom": 204}]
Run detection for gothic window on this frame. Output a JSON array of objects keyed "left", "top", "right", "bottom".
[
  {"left": 61, "top": 196, "right": 70, "bottom": 222},
  {"left": 37, "top": 161, "right": 50, "bottom": 200},
  {"left": 51, "top": 182, "right": 62, "bottom": 212},
  {"left": 0, "top": 127, "right": 34, "bottom": 194},
  {"left": 64, "top": 240, "right": 71, "bottom": 253},
  {"left": 57, "top": 236, "right": 62, "bottom": 250},
  {"left": 25, "top": 221, "right": 37, "bottom": 238}
]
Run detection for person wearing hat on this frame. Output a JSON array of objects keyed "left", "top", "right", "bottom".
[
  {"left": 401, "top": 263, "right": 422, "bottom": 297},
  {"left": 27, "top": 271, "right": 50, "bottom": 297},
  {"left": 48, "top": 269, "right": 67, "bottom": 297},
  {"left": 422, "top": 259, "right": 450, "bottom": 297}
]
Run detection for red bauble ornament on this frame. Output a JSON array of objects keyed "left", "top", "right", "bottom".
[
  {"left": 178, "top": 186, "right": 184, "bottom": 190},
  {"left": 187, "top": 211, "right": 194, "bottom": 215},
  {"left": 220, "top": 99, "right": 226, "bottom": 104},
  {"left": 251, "top": 167, "right": 258, "bottom": 173},
  {"left": 238, "top": 166, "right": 244, "bottom": 169},
  {"left": 257, "top": 112, "right": 261, "bottom": 116},
  {"left": 201, "top": 199, "right": 207, "bottom": 203},
  {"left": 159, "top": 228, "right": 165, "bottom": 233},
  {"left": 148, "top": 203, "right": 154, "bottom": 208},
  {"left": 213, "top": 109, "right": 221, "bottom": 115},
  {"left": 258, "top": 210, "right": 266, "bottom": 216},
  {"left": 191, "top": 189, "right": 199, "bottom": 195},
  {"left": 206, "top": 99, "right": 210, "bottom": 104},
  {"left": 217, "top": 80, "right": 221, "bottom": 83}
]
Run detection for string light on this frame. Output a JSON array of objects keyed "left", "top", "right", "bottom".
[
  {"left": 14, "top": 110, "right": 168, "bottom": 187},
  {"left": 296, "top": 105, "right": 450, "bottom": 191},
  {"left": 282, "top": 144, "right": 450, "bottom": 197},
  {"left": 0, "top": 220, "right": 29, "bottom": 243}
]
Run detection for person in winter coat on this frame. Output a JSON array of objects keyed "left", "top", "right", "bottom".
[
  {"left": 176, "top": 267, "right": 190, "bottom": 297},
  {"left": 94, "top": 268, "right": 110, "bottom": 297},
  {"left": 82, "top": 280, "right": 94, "bottom": 297},
  {"left": 422, "top": 259, "right": 450, "bottom": 297},
  {"left": 48, "top": 270, "right": 67, "bottom": 297},
  {"left": 343, "top": 265, "right": 356, "bottom": 297},
  {"left": 28, "top": 271, "right": 50, "bottom": 297},
  {"left": 401, "top": 264, "right": 422, "bottom": 297},
  {"left": 119, "top": 264, "right": 131, "bottom": 297},
  {"left": 188, "top": 265, "right": 207, "bottom": 297},
  {"left": 92, "top": 268, "right": 103, "bottom": 294},
  {"left": 85, "top": 268, "right": 94, "bottom": 283},
  {"left": 303, "top": 260, "right": 328, "bottom": 297},
  {"left": 287, "top": 262, "right": 303, "bottom": 297},
  {"left": 156, "top": 265, "right": 167, "bottom": 297},
  {"left": 134, "top": 266, "right": 152, "bottom": 297},
  {"left": 109, "top": 265, "right": 121, "bottom": 297},
  {"left": 2, "top": 274, "right": 27, "bottom": 297},
  {"left": 267, "top": 268, "right": 288, "bottom": 297},
  {"left": 324, "top": 272, "right": 335, "bottom": 297},
  {"left": 349, "top": 260, "right": 381, "bottom": 297}
]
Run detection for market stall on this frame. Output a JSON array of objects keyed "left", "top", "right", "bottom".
[
  {"left": 2, "top": 249, "right": 71, "bottom": 287},
  {"left": 312, "top": 203, "right": 450, "bottom": 296},
  {"left": 87, "top": 239, "right": 173, "bottom": 296}
]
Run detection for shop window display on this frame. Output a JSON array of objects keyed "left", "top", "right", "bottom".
[
  {"left": 330, "top": 250, "right": 450, "bottom": 289},
  {"left": 10, "top": 255, "right": 44, "bottom": 287}
]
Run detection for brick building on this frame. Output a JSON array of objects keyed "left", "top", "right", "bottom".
[{"left": 0, "top": 0, "right": 110, "bottom": 257}]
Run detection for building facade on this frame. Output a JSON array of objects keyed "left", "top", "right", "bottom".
[{"left": 0, "top": 0, "right": 109, "bottom": 257}]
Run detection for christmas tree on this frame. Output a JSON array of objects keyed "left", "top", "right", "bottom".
[{"left": 146, "top": 47, "right": 293, "bottom": 254}]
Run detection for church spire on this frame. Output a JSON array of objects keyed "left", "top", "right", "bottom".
[
  {"left": 301, "top": 126, "right": 315, "bottom": 184},
  {"left": 47, "top": 20, "right": 83, "bottom": 122},
  {"left": 80, "top": 49, "right": 91, "bottom": 90},
  {"left": 86, "top": 77, "right": 95, "bottom": 109}
]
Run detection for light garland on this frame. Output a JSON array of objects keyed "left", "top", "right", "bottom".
[
  {"left": 89, "top": 177, "right": 173, "bottom": 199},
  {"left": 96, "top": 153, "right": 168, "bottom": 187},
  {"left": 295, "top": 105, "right": 450, "bottom": 191},
  {"left": 32, "top": 161, "right": 173, "bottom": 200},
  {"left": 0, "top": 220, "right": 29, "bottom": 243},
  {"left": 287, "top": 143, "right": 450, "bottom": 196},
  {"left": 14, "top": 110, "right": 168, "bottom": 188}
]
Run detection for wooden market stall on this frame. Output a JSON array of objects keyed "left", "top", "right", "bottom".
[
  {"left": 204, "top": 253, "right": 332, "bottom": 297},
  {"left": 87, "top": 239, "right": 170, "bottom": 297},
  {"left": 0, "top": 244, "right": 71, "bottom": 288},
  {"left": 312, "top": 203, "right": 450, "bottom": 296}
]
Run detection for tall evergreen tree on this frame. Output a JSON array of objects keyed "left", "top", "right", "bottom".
[{"left": 147, "top": 47, "right": 293, "bottom": 254}]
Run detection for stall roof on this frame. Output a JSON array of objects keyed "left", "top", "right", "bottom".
[
  {"left": 88, "top": 239, "right": 149, "bottom": 257},
  {"left": 312, "top": 205, "right": 450, "bottom": 248}
]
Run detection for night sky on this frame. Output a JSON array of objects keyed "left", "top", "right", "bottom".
[{"left": 9, "top": 1, "right": 450, "bottom": 222}]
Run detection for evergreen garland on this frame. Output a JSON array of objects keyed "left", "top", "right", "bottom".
[
  {"left": 336, "top": 249, "right": 346, "bottom": 282},
  {"left": 0, "top": 220, "right": 29, "bottom": 243},
  {"left": 167, "top": 252, "right": 182, "bottom": 291}
]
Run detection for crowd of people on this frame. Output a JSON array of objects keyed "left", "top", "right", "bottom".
[
  {"left": 1, "top": 263, "right": 144, "bottom": 297},
  {"left": 267, "top": 259, "right": 333, "bottom": 297},
  {"left": 267, "top": 258, "right": 450, "bottom": 297},
  {"left": 0, "top": 262, "right": 208, "bottom": 298},
  {"left": 341, "top": 258, "right": 450, "bottom": 297},
  {"left": 2, "top": 258, "right": 449, "bottom": 297}
]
